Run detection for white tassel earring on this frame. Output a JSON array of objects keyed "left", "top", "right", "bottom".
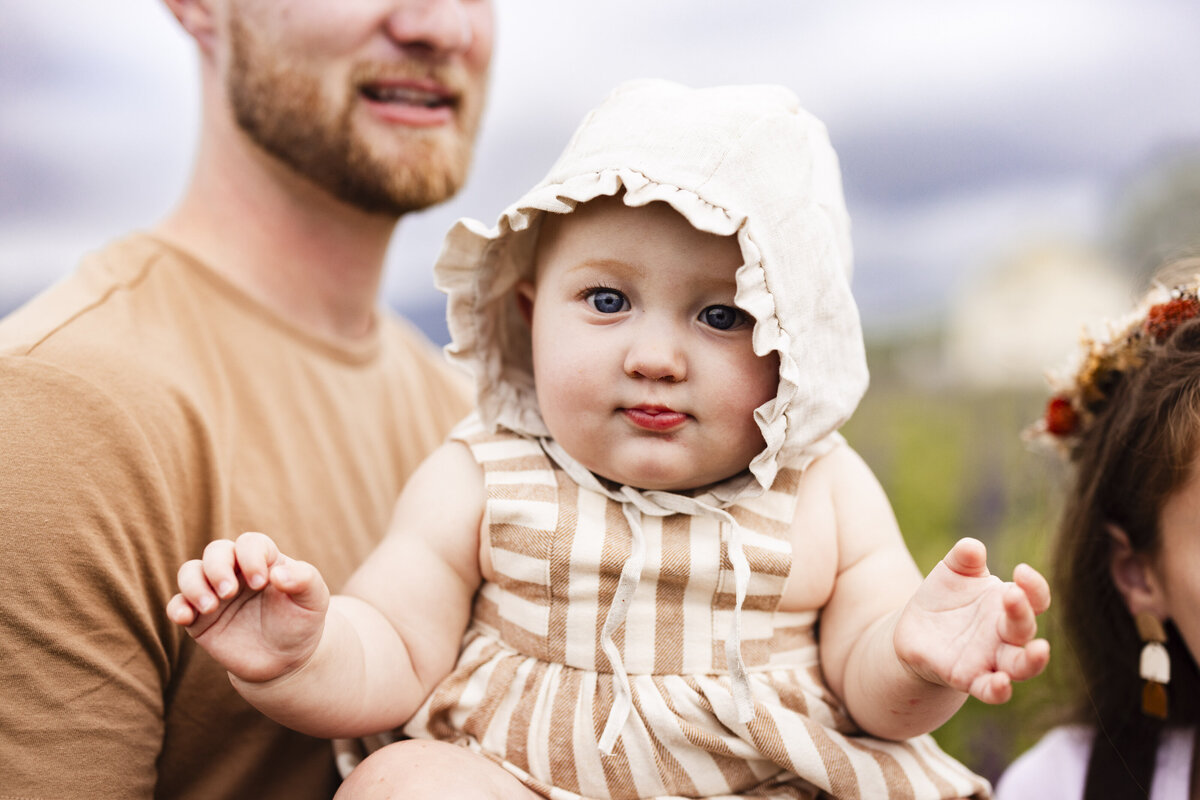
[{"left": 1136, "top": 612, "right": 1170, "bottom": 719}]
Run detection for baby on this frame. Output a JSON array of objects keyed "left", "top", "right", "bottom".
[{"left": 169, "top": 80, "right": 1049, "bottom": 800}]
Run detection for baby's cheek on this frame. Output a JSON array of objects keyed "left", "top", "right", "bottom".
[
  {"left": 537, "top": 360, "right": 595, "bottom": 428},
  {"left": 749, "top": 352, "right": 781, "bottom": 401}
]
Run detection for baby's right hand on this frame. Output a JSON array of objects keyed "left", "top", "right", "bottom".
[{"left": 166, "top": 531, "right": 330, "bottom": 684}]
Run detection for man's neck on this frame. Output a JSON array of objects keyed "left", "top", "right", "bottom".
[{"left": 155, "top": 110, "right": 399, "bottom": 341}]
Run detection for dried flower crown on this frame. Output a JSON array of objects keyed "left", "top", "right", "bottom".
[{"left": 1029, "top": 278, "right": 1200, "bottom": 452}]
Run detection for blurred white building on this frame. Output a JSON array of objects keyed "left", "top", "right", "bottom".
[{"left": 943, "top": 243, "right": 1134, "bottom": 389}]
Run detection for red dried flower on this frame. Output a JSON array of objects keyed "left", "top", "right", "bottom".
[
  {"left": 1044, "top": 396, "right": 1078, "bottom": 436},
  {"left": 1144, "top": 296, "right": 1200, "bottom": 342}
]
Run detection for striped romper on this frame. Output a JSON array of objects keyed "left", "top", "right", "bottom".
[{"left": 401, "top": 425, "right": 990, "bottom": 800}]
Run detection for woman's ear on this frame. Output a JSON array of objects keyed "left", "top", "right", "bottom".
[
  {"left": 515, "top": 281, "right": 536, "bottom": 327},
  {"left": 1108, "top": 524, "right": 1169, "bottom": 619},
  {"left": 162, "top": 0, "right": 218, "bottom": 53}
]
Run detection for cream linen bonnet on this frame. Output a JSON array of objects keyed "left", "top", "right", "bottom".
[{"left": 435, "top": 79, "right": 868, "bottom": 503}]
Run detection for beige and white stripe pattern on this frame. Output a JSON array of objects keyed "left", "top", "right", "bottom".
[{"left": 401, "top": 426, "right": 990, "bottom": 800}]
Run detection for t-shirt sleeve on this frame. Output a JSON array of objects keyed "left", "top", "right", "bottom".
[
  {"left": 994, "top": 725, "right": 1091, "bottom": 800},
  {"left": 0, "top": 358, "right": 185, "bottom": 798}
]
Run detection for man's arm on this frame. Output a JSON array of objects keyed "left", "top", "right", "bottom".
[{"left": 0, "top": 358, "right": 184, "bottom": 798}]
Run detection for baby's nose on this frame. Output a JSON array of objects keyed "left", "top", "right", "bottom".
[{"left": 623, "top": 337, "right": 687, "bottom": 382}]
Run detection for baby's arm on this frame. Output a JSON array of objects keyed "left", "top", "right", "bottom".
[
  {"left": 166, "top": 441, "right": 485, "bottom": 738},
  {"left": 812, "top": 445, "right": 1050, "bottom": 741}
]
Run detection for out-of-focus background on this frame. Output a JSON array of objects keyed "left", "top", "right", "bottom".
[{"left": 6, "top": 0, "right": 1200, "bottom": 783}]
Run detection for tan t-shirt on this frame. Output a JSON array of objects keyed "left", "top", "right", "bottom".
[{"left": 0, "top": 234, "right": 472, "bottom": 799}]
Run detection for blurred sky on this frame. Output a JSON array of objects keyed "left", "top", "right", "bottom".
[{"left": 4, "top": 0, "right": 1200, "bottom": 339}]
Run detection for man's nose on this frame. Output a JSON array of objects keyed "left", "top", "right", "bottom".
[{"left": 384, "top": 0, "right": 475, "bottom": 55}]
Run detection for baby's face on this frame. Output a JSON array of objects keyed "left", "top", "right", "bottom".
[{"left": 519, "top": 197, "right": 778, "bottom": 492}]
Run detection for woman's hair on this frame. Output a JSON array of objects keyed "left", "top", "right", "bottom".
[{"left": 1052, "top": 268, "right": 1200, "bottom": 797}]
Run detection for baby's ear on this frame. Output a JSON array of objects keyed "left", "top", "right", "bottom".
[
  {"left": 515, "top": 281, "right": 536, "bottom": 326},
  {"left": 1107, "top": 524, "right": 1168, "bottom": 619}
]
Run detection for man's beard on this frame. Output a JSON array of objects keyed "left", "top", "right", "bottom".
[{"left": 226, "top": 15, "right": 484, "bottom": 216}]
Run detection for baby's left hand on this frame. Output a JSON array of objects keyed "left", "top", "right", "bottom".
[{"left": 894, "top": 537, "right": 1051, "bottom": 704}]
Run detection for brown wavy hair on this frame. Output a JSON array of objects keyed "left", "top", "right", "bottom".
[{"left": 1054, "top": 280, "right": 1200, "bottom": 797}]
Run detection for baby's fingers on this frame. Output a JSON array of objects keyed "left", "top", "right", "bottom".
[
  {"left": 967, "top": 671, "right": 1012, "bottom": 705},
  {"left": 998, "top": 583, "right": 1039, "bottom": 644},
  {"left": 1013, "top": 563, "right": 1051, "bottom": 616},
  {"left": 268, "top": 557, "right": 330, "bottom": 614},
  {"left": 941, "top": 537, "right": 989, "bottom": 579},
  {"left": 199, "top": 538, "right": 242, "bottom": 599},
  {"left": 230, "top": 531, "right": 282, "bottom": 591},
  {"left": 176, "top": 558, "right": 221, "bottom": 615},
  {"left": 166, "top": 592, "right": 199, "bottom": 627},
  {"left": 995, "top": 638, "right": 1051, "bottom": 683}
]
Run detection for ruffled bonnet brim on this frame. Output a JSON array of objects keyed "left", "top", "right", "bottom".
[{"left": 438, "top": 169, "right": 836, "bottom": 506}]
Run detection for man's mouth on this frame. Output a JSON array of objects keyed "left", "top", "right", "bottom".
[
  {"left": 357, "top": 79, "right": 459, "bottom": 127},
  {"left": 360, "top": 83, "right": 455, "bottom": 110}
]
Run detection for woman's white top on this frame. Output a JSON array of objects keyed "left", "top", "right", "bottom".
[{"left": 995, "top": 724, "right": 1194, "bottom": 800}]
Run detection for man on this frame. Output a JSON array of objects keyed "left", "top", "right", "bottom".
[{"left": 0, "top": 1, "right": 493, "bottom": 797}]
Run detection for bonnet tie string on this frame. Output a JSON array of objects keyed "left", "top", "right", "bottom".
[
  {"left": 636, "top": 493, "right": 756, "bottom": 725},
  {"left": 708, "top": 504, "right": 755, "bottom": 724},
  {"left": 596, "top": 492, "right": 648, "bottom": 755},
  {"left": 595, "top": 487, "right": 756, "bottom": 754}
]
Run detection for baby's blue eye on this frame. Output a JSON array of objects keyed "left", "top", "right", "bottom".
[
  {"left": 700, "top": 305, "right": 745, "bottom": 330},
  {"left": 587, "top": 289, "right": 629, "bottom": 314}
]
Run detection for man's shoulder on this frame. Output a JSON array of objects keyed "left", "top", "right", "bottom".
[
  {"left": 0, "top": 233, "right": 234, "bottom": 438},
  {"left": 0, "top": 233, "right": 175, "bottom": 354}
]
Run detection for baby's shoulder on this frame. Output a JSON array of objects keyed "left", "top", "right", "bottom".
[
  {"left": 780, "top": 442, "right": 901, "bottom": 601},
  {"left": 785, "top": 442, "right": 877, "bottom": 520},
  {"left": 800, "top": 441, "right": 880, "bottom": 485},
  {"left": 775, "top": 447, "right": 852, "bottom": 610}
]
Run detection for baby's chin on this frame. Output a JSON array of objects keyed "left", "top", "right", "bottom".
[{"left": 590, "top": 463, "right": 753, "bottom": 495}]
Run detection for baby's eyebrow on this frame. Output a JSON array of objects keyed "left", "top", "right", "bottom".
[
  {"left": 562, "top": 258, "right": 739, "bottom": 298},
  {"left": 564, "top": 258, "right": 645, "bottom": 278}
]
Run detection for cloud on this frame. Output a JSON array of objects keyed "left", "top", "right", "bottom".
[
  {"left": 4, "top": 0, "right": 1200, "bottom": 337},
  {"left": 849, "top": 175, "right": 1108, "bottom": 325}
]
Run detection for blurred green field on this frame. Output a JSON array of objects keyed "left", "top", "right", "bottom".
[{"left": 840, "top": 345, "right": 1076, "bottom": 784}]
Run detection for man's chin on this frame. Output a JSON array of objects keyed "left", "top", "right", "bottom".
[
  {"left": 380, "top": 149, "right": 471, "bottom": 212},
  {"left": 300, "top": 134, "right": 469, "bottom": 216}
]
